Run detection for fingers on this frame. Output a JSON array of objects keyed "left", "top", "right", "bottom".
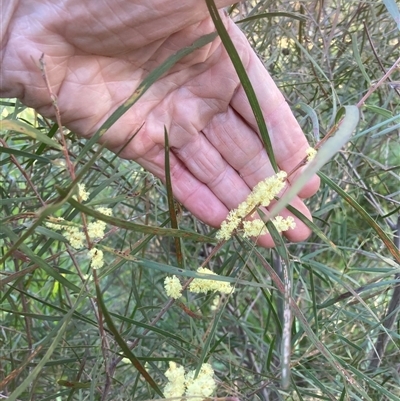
[
  {"left": 255, "top": 197, "right": 313, "bottom": 248},
  {"left": 204, "top": 108, "right": 275, "bottom": 187},
  {"left": 171, "top": 135, "right": 252, "bottom": 210}
]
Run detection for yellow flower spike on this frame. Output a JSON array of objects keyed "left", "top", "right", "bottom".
[
  {"left": 164, "top": 275, "right": 183, "bottom": 299},
  {"left": 88, "top": 248, "right": 104, "bottom": 269},
  {"left": 242, "top": 219, "right": 268, "bottom": 238},
  {"left": 271, "top": 215, "right": 296, "bottom": 232},
  {"left": 189, "top": 267, "right": 233, "bottom": 294},
  {"left": 64, "top": 226, "right": 85, "bottom": 249},
  {"left": 216, "top": 171, "right": 288, "bottom": 241},
  {"left": 87, "top": 220, "right": 107, "bottom": 239},
  {"left": 164, "top": 362, "right": 186, "bottom": 399},
  {"left": 185, "top": 363, "right": 216, "bottom": 400},
  {"left": 163, "top": 362, "right": 216, "bottom": 400},
  {"left": 96, "top": 207, "right": 112, "bottom": 216},
  {"left": 77, "top": 183, "right": 89, "bottom": 201}
]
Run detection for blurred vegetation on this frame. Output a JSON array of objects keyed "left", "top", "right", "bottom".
[{"left": 1, "top": 0, "right": 399, "bottom": 400}]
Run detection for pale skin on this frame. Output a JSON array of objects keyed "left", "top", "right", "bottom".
[{"left": 1, "top": 0, "right": 320, "bottom": 247}]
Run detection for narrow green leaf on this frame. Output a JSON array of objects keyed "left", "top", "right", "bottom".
[
  {"left": 0, "top": 146, "right": 51, "bottom": 163},
  {"left": 286, "top": 204, "right": 340, "bottom": 253},
  {"left": 252, "top": 248, "right": 371, "bottom": 399},
  {"left": 0, "top": 308, "right": 63, "bottom": 321},
  {"left": 237, "top": 11, "right": 307, "bottom": 24},
  {"left": 26, "top": 122, "right": 59, "bottom": 168},
  {"left": 205, "top": 0, "right": 278, "bottom": 171},
  {"left": 337, "top": 335, "right": 363, "bottom": 352},
  {"left": 339, "top": 386, "right": 347, "bottom": 401},
  {"left": 309, "top": 269, "right": 318, "bottom": 336},
  {"left": 1, "top": 119, "right": 63, "bottom": 150},
  {"left": 337, "top": 357, "right": 400, "bottom": 400},
  {"left": 164, "top": 126, "right": 184, "bottom": 267},
  {"left": 364, "top": 104, "right": 393, "bottom": 118},
  {"left": 110, "top": 312, "right": 190, "bottom": 344},
  {"left": 352, "top": 114, "right": 399, "bottom": 140},
  {"left": 35, "top": 226, "right": 67, "bottom": 242},
  {"left": 0, "top": 196, "right": 36, "bottom": 205},
  {"left": 351, "top": 34, "right": 371, "bottom": 86},
  {"left": 295, "top": 102, "right": 320, "bottom": 142}
]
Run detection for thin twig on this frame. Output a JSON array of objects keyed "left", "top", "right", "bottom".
[
  {"left": 357, "top": 56, "right": 400, "bottom": 108},
  {"left": 38, "top": 53, "right": 75, "bottom": 180}
]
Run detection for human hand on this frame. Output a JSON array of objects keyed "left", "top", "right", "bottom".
[{"left": 1, "top": 0, "right": 320, "bottom": 247}]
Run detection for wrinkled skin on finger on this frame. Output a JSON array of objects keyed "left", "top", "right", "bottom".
[{"left": 1, "top": 0, "right": 320, "bottom": 247}]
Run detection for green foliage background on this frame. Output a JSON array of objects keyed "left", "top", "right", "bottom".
[{"left": 1, "top": 1, "right": 399, "bottom": 400}]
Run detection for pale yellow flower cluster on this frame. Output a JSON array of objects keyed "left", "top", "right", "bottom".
[
  {"left": 96, "top": 207, "right": 112, "bottom": 216},
  {"left": 46, "top": 184, "right": 112, "bottom": 270},
  {"left": 163, "top": 362, "right": 216, "bottom": 400},
  {"left": 47, "top": 218, "right": 85, "bottom": 248},
  {"left": 88, "top": 248, "right": 104, "bottom": 269},
  {"left": 87, "top": 220, "right": 106, "bottom": 239},
  {"left": 185, "top": 363, "right": 216, "bottom": 400},
  {"left": 47, "top": 206, "right": 112, "bottom": 251},
  {"left": 164, "top": 362, "right": 186, "bottom": 398},
  {"left": 164, "top": 268, "right": 233, "bottom": 300},
  {"left": 164, "top": 275, "right": 183, "bottom": 299},
  {"left": 306, "top": 147, "right": 317, "bottom": 162},
  {"left": 189, "top": 267, "right": 233, "bottom": 294},
  {"left": 210, "top": 295, "right": 220, "bottom": 311},
  {"left": 271, "top": 215, "right": 296, "bottom": 232},
  {"left": 216, "top": 171, "right": 287, "bottom": 241},
  {"left": 64, "top": 226, "right": 86, "bottom": 249},
  {"left": 77, "top": 183, "right": 89, "bottom": 201},
  {"left": 242, "top": 215, "right": 296, "bottom": 238},
  {"left": 242, "top": 219, "right": 267, "bottom": 238},
  {"left": 88, "top": 207, "right": 112, "bottom": 239}
]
